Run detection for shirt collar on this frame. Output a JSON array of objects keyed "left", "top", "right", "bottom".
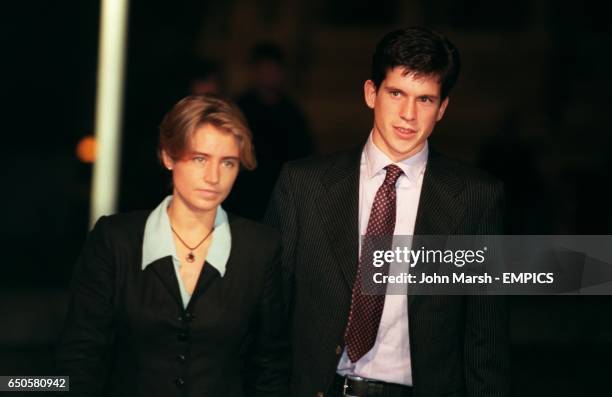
[
  {"left": 363, "top": 132, "right": 428, "bottom": 182},
  {"left": 141, "top": 195, "right": 232, "bottom": 276}
]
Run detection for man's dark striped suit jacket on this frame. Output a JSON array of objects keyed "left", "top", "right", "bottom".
[{"left": 265, "top": 145, "right": 510, "bottom": 397}]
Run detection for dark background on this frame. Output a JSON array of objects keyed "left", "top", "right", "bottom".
[{"left": 1, "top": 0, "right": 611, "bottom": 395}]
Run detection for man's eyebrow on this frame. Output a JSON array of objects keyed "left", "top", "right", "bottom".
[
  {"left": 385, "top": 86, "right": 440, "bottom": 99},
  {"left": 384, "top": 86, "right": 406, "bottom": 93}
]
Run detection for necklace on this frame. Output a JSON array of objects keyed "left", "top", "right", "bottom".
[{"left": 170, "top": 225, "right": 215, "bottom": 263}]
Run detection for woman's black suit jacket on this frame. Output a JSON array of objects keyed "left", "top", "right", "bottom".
[{"left": 56, "top": 210, "right": 289, "bottom": 397}]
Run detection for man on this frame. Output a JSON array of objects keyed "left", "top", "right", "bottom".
[
  {"left": 225, "top": 42, "right": 313, "bottom": 221},
  {"left": 265, "top": 27, "right": 509, "bottom": 397},
  {"left": 187, "top": 57, "right": 224, "bottom": 96}
]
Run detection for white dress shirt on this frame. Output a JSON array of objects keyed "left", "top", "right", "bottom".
[{"left": 336, "top": 134, "right": 428, "bottom": 385}]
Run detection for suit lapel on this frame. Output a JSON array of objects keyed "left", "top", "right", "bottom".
[
  {"left": 188, "top": 263, "right": 220, "bottom": 310},
  {"left": 148, "top": 256, "right": 184, "bottom": 308},
  {"left": 409, "top": 150, "right": 466, "bottom": 307},
  {"left": 413, "top": 151, "right": 465, "bottom": 236},
  {"left": 147, "top": 216, "right": 229, "bottom": 311},
  {"left": 314, "top": 147, "right": 466, "bottom": 304},
  {"left": 317, "top": 146, "right": 362, "bottom": 289},
  {"left": 148, "top": 253, "right": 221, "bottom": 310},
  {"left": 190, "top": 216, "right": 240, "bottom": 304}
]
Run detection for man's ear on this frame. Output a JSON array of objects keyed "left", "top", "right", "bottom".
[
  {"left": 364, "top": 80, "right": 378, "bottom": 109},
  {"left": 161, "top": 150, "right": 174, "bottom": 170},
  {"left": 436, "top": 96, "right": 450, "bottom": 122}
]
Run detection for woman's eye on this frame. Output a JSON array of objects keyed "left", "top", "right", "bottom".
[
  {"left": 223, "top": 160, "right": 236, "bottom": 168},
  {"left": 193, "top": 156, "right": 205, "bottom": 163}
]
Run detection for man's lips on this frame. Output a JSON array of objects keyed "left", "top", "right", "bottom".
[{"left": 393, "top": 126, "right": 417, "bottom": 136}]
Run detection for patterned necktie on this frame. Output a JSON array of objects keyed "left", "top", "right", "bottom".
[{"left": 344, "top": 164, "right": 404, "bottom": 362}]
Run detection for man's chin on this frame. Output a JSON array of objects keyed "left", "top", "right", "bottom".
[{"left": 388, "top": 142, "right": 425, "bottom": 161}]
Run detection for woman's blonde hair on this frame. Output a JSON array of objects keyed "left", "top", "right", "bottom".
[{"left": 158, "top": 95, "right": 256, "bottom": 170}]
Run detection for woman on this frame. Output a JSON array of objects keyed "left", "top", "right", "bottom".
[{"left": 57, "top": 96, "right": 289, "bottom": 396}]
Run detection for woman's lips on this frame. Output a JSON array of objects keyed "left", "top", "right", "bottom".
[{"left": 196, "top": 189, "right": 219, "bottom": 199}]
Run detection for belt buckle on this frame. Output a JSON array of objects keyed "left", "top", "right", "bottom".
[{"left": 342, "top": 375, "right": 363, "bottom": 397}]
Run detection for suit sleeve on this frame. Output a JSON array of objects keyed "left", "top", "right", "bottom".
[
  {"left": 465, "top": 182, "right": 511, "bottom": 397},
  {"left": 56, "top": 216, "right": 115, "bottom": 396},
  {"left": 264, "top": 164, "right": 298, "bottom": 314},
  {"left": 243, "top": 240, "right": 290, "bottom": 396}
]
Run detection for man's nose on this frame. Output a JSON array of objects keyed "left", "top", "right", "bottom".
[{"left": 400, "top": 100, "right": 416, "bottom": 120}]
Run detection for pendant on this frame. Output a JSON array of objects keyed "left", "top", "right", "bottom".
[{"left": 186, "top": 252, "right": 195, "bottom": 263}]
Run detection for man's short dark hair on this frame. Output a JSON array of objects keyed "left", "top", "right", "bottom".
[{"left": 371, "top": 27, "right": 461, "bottom": 100}]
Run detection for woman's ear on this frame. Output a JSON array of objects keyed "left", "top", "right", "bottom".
[{"left": 161, "top": 150, "right": 174, "bottom": 171}]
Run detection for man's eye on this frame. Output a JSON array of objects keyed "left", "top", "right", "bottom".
[
  {"left": 419, "top": 96, "right": 433, "bottom": 103},
  {"left": 390, "top": 91, "right": 401, "bottom": 97},
  {"left": 193, "top": 156, "right": 205, "bottom": 163}
]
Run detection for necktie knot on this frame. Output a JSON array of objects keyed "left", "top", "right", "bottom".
[{"left": 382, "top": 164, "right": 404, "bottom": 187}]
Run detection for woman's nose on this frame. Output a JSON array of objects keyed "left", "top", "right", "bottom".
[{"left": 204, "top": 162, "right": 219, "bottom": 184}]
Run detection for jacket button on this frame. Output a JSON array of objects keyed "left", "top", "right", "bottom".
[
  {"left": 174, "top": 378, "right": 185, "bottom": 388},
  {"left": 178, "top": 312, "right": 194, "bottom": 322},
  {"left": 335, "top": 345, "right": 342, "bottom": 355},
  {"left": 178, "top": 332, "right": 188, "bottom": 341},
  {"left": 177, "top": 354, "right": 186, "bottom": 362}
]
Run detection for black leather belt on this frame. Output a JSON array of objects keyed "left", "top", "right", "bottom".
[{"left": 332, "top": 374, "right": 413, "bottom": 397}]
